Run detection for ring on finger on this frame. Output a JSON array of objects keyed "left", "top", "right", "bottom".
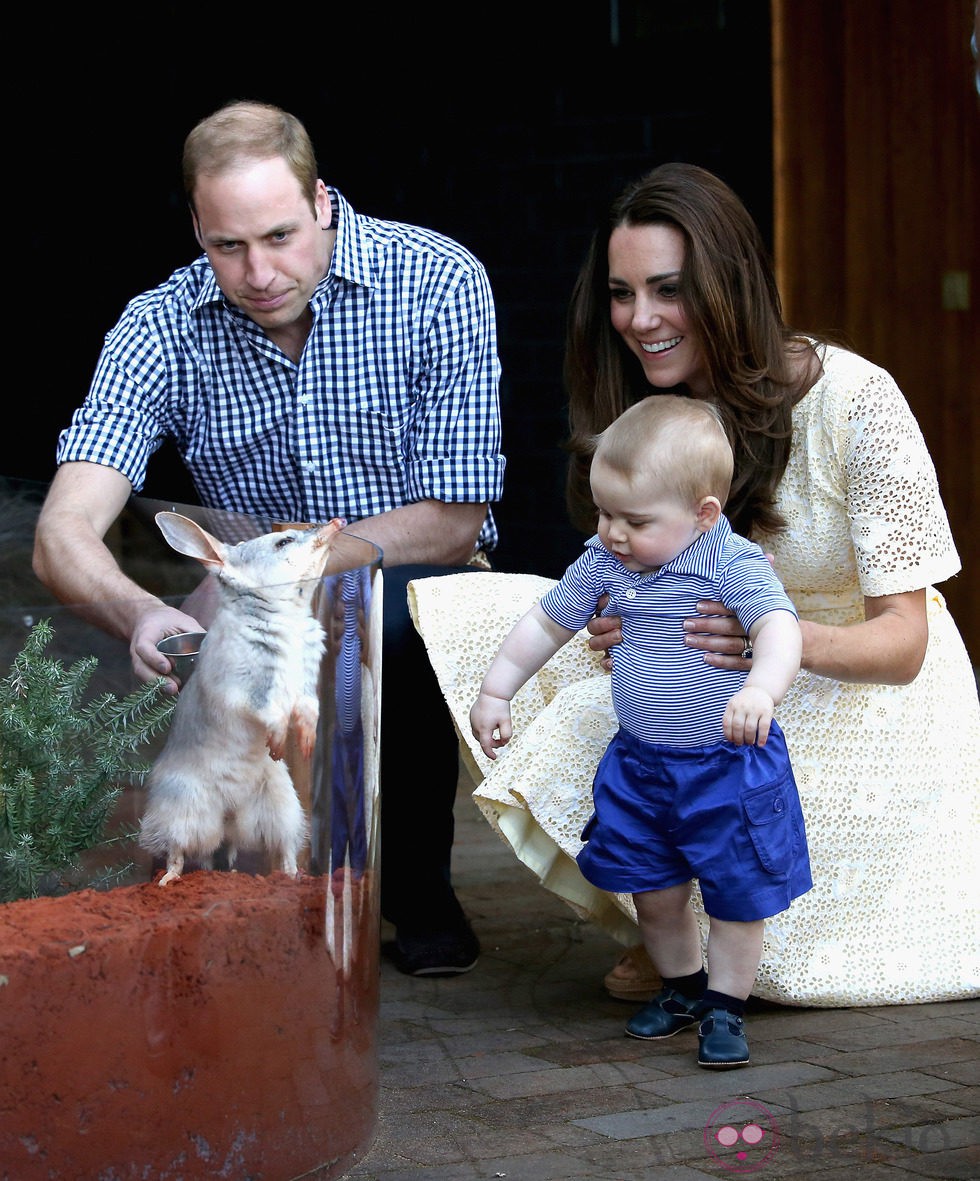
[{"left": 740, "top": 637, "right": 754, "bottom": 659}]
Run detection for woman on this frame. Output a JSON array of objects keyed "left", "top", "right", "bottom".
[{"left": 409, "top": 163, "right": 979, "bottom": 1007}]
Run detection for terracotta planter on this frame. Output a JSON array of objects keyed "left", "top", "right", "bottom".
[{"left": 0, "top": 494, "right": 383, "bottom": 1180}]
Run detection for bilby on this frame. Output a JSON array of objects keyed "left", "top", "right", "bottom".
[{"left": 139, "top": 511, "right": 344, "bottom": 886}]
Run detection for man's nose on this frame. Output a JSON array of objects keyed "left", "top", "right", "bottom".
[{"left": 244, "top": 249, "right": 277, "bottom": 290}]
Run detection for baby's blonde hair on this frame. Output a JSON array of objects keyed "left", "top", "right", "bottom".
[{"left": 592, "top": 394, "right": 734, "bottom": 506}]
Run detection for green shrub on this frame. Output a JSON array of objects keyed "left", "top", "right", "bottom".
[{"left": 0, "top": 619, "right": 175, "bottom": 902}]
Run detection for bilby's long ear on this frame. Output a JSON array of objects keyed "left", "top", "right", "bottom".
[{"left": 155, "top": 512, "right": 228, "bottom": 571}]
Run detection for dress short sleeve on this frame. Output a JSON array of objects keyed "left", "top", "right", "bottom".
[{"left": 765, "top": 346, "right": 961, "bottom": 602}]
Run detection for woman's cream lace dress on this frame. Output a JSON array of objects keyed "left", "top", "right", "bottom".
[{"left": 409, "top": 346, "right": 980, "bottom": 1007}]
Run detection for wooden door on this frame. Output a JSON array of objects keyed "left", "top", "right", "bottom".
[{"left": 772, "top": 0, "right": 979, "bottom": 663}]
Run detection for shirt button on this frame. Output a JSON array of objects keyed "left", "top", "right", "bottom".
[
  {"left": 773, "top": 798, "right": 784, "bottom": 813},
  {"left": 625, "top": 589, "right": 637, "bottom": 599}
]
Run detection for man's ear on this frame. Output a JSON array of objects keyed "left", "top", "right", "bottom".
[
  {"left": 696, "top": 496, "right": 722, "bottom": 531},
  {"left": 314, "top": 179, "right": 332, "bottom": 228}
]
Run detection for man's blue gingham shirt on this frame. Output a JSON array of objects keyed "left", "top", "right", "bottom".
[{"left": 56, "top": 189, "right": 505, "bottom": 553}]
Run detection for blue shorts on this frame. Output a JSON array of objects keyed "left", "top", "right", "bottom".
[{"left": 576, "top": 723, "right": 812, "bottom": 922}]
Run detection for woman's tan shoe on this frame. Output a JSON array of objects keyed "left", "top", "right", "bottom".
[{"left": 604, "top": 944, "right": 661, "bottom": 1001}]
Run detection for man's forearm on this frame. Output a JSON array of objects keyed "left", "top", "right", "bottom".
[
  {"left": 345, "top": 499, "right": 487, "bottom": 567},
  {"left": 34, "top": 529, "right": 165, "bottom": 642},
  {"left": 33, "top": 495, "right": 162, "bottom": 642}
]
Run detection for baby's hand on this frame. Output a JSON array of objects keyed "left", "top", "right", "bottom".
[
  {"left": 723, "top": 686, "right": 776, "bottom": 746},
  {"left": 470, "top": 693, "right": 513, "bottom": 760}
]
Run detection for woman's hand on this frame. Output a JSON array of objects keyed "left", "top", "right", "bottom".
[
  {"left": 586, "top": 594, "right": 619, "bottom": 671},
  {"left": 586, "top": 596, "right": 755, "bottom": 672},
  {"left": 683, "top": 599, "right": 755, "bottom": 669}
]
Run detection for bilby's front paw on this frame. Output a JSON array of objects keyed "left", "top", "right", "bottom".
[
  {"left": 291, "top": 699, "right": 320, "bottom": 759},
  {"left": 266, "top": 721, "right": 289, "bottom": 761}
]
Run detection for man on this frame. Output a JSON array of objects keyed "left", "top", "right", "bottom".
[{"left": 32, "top": 100, "right": 505, "bottom": 976}]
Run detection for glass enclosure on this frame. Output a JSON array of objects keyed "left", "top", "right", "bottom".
[{"left": 0, "top": 478, "right": 382, "bottom": 1180}]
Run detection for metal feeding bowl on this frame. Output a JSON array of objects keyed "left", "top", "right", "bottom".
[{"left": 156, "top": 631, "right": 208, "bottom": 683}]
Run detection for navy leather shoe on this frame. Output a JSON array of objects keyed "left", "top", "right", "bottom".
[
  {"left": 625, "top": 986, "right": 701, "bottom": 1040},
  {"left": 383, "top": 922, "right": 480, "bottom": 977},
  {"left": 697, "top": 1007, "right": 750, "bottom": 1068}
]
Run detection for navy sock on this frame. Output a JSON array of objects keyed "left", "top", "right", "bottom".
[
  {"left": 700, "top": 989, "right": 746, "bottom": 1017},
  {"left": 663, "top": 967, "right": 708, "bottom": 1000}
]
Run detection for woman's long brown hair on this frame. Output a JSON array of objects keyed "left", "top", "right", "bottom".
[{"left": 564, "top": 163, "right": 822, "bottom": 540}]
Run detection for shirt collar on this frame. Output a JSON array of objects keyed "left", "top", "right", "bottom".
[
  {"left": 189, "top": 267, "right": 224, "bottom": 313},
  {"left": 667, "top": 515, "right": 733, "bottom": 577},
  {"left": 321, "top": 187, "right": 373, "bottom": 289}
]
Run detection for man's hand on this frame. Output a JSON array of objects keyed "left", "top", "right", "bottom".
[
  {"left": 33, "top": 462, "right": 207, "bottom": 692},
  {"left": 133, "top": 604, "right": 208, "bottom": 693}
]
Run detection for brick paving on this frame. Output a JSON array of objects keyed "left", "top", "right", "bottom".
[{"left": 341, "top": 775, "right": 979, "bottom": 1180}]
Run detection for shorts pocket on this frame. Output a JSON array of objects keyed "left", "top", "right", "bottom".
[{"left": 741, "top": 777, "right": 797, "bottom": 876}]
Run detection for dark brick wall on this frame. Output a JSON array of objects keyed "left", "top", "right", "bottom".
[{"left": 16, "top": 1, "right": 771, "bottom": 581}]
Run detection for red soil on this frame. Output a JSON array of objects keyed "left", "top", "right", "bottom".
[{"left": 0, "top": 868, "right": 379, "bottom": 1180}]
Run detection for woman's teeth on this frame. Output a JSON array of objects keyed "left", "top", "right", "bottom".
[{"left": 641, "top": 336, "right": 682, "bottom": 354}]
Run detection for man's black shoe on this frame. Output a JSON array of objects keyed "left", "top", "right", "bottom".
[{"left": 383, "top": 923, "right": 480, "bottom": 977}]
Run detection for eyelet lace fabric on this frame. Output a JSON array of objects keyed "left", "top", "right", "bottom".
[{"left": 409, "top": 347, "right": 979, "bottom": 1006}]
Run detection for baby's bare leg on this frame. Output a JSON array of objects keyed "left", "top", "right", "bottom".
[
  {"left": 633, "top": 882, "right": 703, "bottom": 977},
  {"left": 704, "top": 917, "right": 765, "bottom": 999}
]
